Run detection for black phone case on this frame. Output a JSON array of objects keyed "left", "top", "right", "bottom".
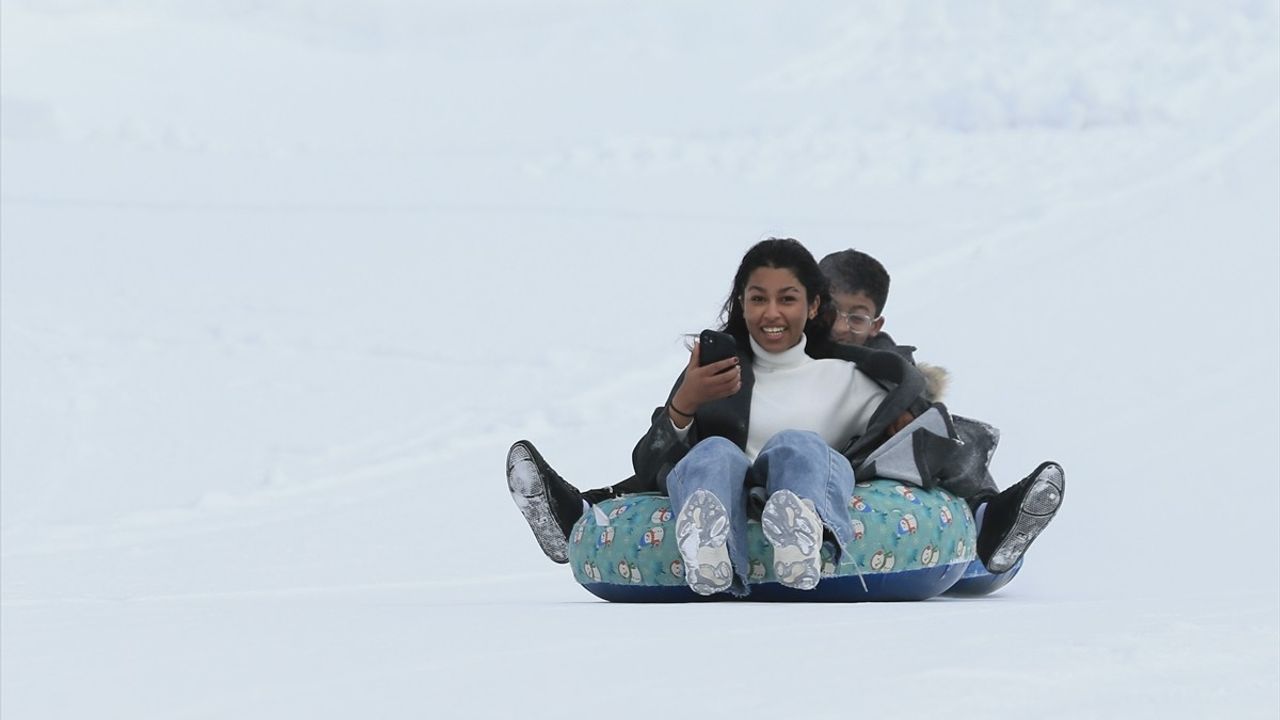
[{"left": 698, "top": 329, "right": 738, "bottom": 367}]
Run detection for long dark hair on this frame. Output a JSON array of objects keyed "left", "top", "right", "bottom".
[{"left": 718, "top": 238, "right": 834, "bottom": 355}]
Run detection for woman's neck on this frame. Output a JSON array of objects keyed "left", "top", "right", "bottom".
[{"left": 749, "top": 334, "right": 809, "bottom": 371}]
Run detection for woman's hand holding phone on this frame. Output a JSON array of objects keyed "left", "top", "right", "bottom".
[{"left": 668, "top": 337, "right": 741, "bottom": 428}]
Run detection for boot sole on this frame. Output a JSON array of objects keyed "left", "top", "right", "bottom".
[
  {"left": 987, "top": 463, "right": 1064, "bottom": 574},
  {"left": 506, "top": 443, "right": 570, "bottom": 565},
  {"left": 761, "top": 490, "right": 822, "bottom": 591},
  {"left": 675, "top": 490, "right": 733, "bottom": 596}
]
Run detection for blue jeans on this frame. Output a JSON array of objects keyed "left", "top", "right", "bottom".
[{"left": 665, "top": 430, "right": 855, "bottom": 596}]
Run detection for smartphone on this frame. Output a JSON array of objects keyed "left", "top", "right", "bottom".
[{"left": 698, "top": 329, "right": 738, "bottom": 367}]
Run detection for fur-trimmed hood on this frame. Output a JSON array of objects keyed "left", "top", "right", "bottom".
[
  {"left": 850, "top": 331, "right": 951, "bottom": 402},
  {"left": 917, "top": 362, "right": 950, "bottom": 403}
]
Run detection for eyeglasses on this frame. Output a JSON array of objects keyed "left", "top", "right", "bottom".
[{"left": 835, "top": 309, "right": 880, "bottom": 335}]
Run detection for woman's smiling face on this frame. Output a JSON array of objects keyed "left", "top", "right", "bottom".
[{"left": 742, "top": 266, "right": 820, "bottom": 353}]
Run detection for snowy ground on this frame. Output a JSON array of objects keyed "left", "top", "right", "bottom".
[{"left": 3, "top": 2, "right": 1279, "bottom": 718}]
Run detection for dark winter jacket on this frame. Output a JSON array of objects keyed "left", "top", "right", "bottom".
[
  {"left": 587, "top": 331, "right": 999, "bottom": 508},
  {"left": 851, "top": 331, "right": 999, "bottom": 506},
  {"left": 862, "top": 331, "right": 999, "bottom": 504},
  {"left": 864, "top": 331, "right": 917, "bottom": 365},
  {"left": 629, "top": 336, "right": 933, "bottom": 496}
]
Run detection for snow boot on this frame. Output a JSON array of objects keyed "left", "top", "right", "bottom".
[
  {"left": 978, "top": 461, "right": 1065, "bottom": 574},
  {"left": 506, "top": 440, "right": 585, "bottom": 564},
  {"left": 762, "top": 490, "right": 823, "bottom": 591},
  {"left": 675, "top": 490, "right": 734, "bottom": 596}
]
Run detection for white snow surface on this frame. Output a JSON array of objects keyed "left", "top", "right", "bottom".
[{"left": 3, "top": 2, "right": 1279, "bottom": 718}]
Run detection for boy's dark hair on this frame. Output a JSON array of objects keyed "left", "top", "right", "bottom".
[
  {"left": 818, "top": 249, "right": 890, "bottom": 316},
  {"left": 719, "top": 238, "right": 833, "bottom": 354}
]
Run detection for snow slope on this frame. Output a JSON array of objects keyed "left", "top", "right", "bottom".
[{"left": 3, "top": 2, "right": 1278, "bottom": 718}]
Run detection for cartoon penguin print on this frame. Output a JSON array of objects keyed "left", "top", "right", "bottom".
[
  {"left": 851, "top": 518, "right": 866, "bottom": 541},
  {"left": 894, "top": 485, "right": 922, "bottom": 505},
  {"left": 938, "top": 506, "right": 953, "bottom": 528},
  {"left": 896, "top": 513, "right": 919, "bottom": 536},
  {"left": 639, "top": 526, "right": 665, "bottom": 550},
  {"left": 920, "top": 544, "right": 940, "bottom": 567}
]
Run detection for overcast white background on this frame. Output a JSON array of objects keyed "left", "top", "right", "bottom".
[{"left": 3, "top": 2, "right": 1279, "bottom": 718}]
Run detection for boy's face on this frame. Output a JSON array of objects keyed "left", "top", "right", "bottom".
[{"left": 829, "top": 291, "right": 885, "bottom": 346}]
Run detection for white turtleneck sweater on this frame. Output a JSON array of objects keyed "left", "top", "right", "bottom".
[{"left": 674, "top": 334, "right": 888, "bottom": 461}]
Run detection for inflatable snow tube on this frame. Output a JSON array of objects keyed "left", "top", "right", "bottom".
[
  {"left": 569, "top": 479, "right": 978, "bottom": 603},
  {"left": 943, "top": 557, "right": 1023, "bottom": 597}
]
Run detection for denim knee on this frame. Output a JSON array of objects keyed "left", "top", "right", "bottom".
[
  {"left": 760, "top": 429, "right": 827, "bottom": 454},
  {"left": 687, "top": 436, "right": 741, "bottom": 460},
  {"left": 669, "top": 436, "right": 748, "bottom": 494},
  {"left": 757, "top": 430, "right": 829, "bottom": 469}
]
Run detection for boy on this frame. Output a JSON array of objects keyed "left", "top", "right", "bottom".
[{"left": 507, "top": 249, "right": 1064, "bottom": 576}]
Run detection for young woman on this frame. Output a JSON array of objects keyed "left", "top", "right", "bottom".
[
  {"left": 507, "top": 244, "right": 1066, "bottom": 590},
  {"left": 629, "top": 238, "right": 905, "bottom": 596}
]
